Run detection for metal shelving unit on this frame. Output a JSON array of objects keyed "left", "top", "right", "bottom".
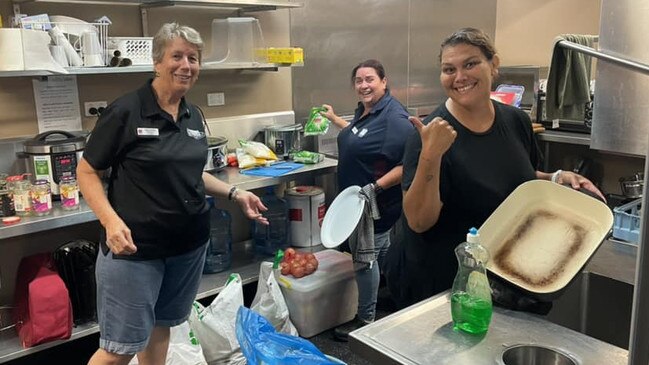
[{"left": 11, "top": 0, "right": 303, "bottom": 11}]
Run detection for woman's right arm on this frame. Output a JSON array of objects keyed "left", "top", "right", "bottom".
[
  {"left": 403, "top": 116, "right": 456, "bottom": 233},
  {"left": 77, "top": 158, "right": 136, "bottom": 254},
  {"left": 321, "top": 104, "right": 349, "bottom": 129}
]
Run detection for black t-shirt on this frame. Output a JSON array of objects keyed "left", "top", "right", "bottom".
[
  {"left": 393, "top": 100, "right": 540, "bottom": 304},
  {"left": 83, "top": 80, "right": 210, "bottom": 260}
]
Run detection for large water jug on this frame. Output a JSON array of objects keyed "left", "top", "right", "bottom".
[
  {"left": 450, "top": 227, "right": 492, "bottom": 334},
  {"left": 204, "top": 199, "right": 232, "bottom": 274},
  {"left": 253, "top": 188, "right": 289, "bottom": 256}
]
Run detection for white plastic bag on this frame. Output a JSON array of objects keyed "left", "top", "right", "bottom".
[
  {"left": 128, "top": 321, "right": 207, "bottom": 365},
  {"left": 251, "top": 262, "right": 298, "bottom": 335},
  {"left": 187, "top": 273, "right": 244, "bottom": 364}
]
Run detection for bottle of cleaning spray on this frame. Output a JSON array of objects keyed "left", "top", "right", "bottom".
[{"left": 450, "top": 227, "right": 492, "bottom": 334}]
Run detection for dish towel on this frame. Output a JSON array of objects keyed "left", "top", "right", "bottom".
[
  {"left": 545, "top": 34, "right": 596, "bottom": 121},
  {"left": 349, "top": 184, "right": 381, "bottom": 265}
]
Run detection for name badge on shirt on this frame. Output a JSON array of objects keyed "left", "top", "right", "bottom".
[
  {"left": 186, "top": 128, "right": 205, "bottom": 140},
  {"left": 358, "top": 128, "right": 368, "bottom": 137},
  {"left": 137, "top": 127, "right": 159, "bottom": 137}
]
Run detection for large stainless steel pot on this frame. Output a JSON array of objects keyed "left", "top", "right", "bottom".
[
  {"left": 263, "top": 124, "right": 303, "bottom": 159},
  {"left": 205, "top": 136, "right": 228, "bottom": 172}
]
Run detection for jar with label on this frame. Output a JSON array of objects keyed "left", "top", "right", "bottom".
[
  {"left": 59, "top": 176, "right": 80, "bottom": 210},
  {"left": 31, "top": 179, "right": 52, "bottom": 216},
  {"left": 9, "top": 175, "right": 32, "bottom": 216}
]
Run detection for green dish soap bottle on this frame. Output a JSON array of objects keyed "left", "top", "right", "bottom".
[{"left": 450, "top": 227, "right": 492, "bottom": 334}]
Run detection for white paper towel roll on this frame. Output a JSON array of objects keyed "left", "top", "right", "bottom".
[{"left": 0, "top": 29, "right": 25, "bottom": 71}]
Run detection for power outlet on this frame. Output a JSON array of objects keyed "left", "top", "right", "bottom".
[
  {"left": 207, "top": 92, "right": 225, "bottom": 106},
  {"left": 84, "top": 101, "right": 107, "bottom": 117}
]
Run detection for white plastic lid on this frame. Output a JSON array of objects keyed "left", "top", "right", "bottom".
[
  {"left": 467, "top": 227, "right": 480, "bottom": 244},
  {"left": 321, "top": 185, "right": 365, "bottom": 248}
]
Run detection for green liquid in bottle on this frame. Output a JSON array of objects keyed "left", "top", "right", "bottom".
[{"left": 451, "top": 292, "right": 492, "bottom": 334}]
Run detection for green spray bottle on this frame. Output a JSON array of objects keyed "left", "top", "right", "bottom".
[{"left": 450, "top": 227, "right": 492, "bottom": 334}]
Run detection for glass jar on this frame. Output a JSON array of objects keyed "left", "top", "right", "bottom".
[
  {"left": 59, "top": 176, "right": 80, "bottom": 210},
  {"left": 0, "top": 173, "right": 7, "bottom": 190},
  {"left": 31, "top": 179, "right": 52, "bottom": 216},
  {"left": 0, "top": 189, "right": 15, "bottom": 217},
  {"left": 10, "top": 176, "right": 32, "bottom": 216}
]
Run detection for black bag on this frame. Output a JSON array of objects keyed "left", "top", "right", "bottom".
[{"left": 53, "top": 240, "right": 98, "bottom": 325}]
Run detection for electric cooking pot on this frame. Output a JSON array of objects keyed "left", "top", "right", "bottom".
[
  {"left": 22, "top": 130, "right": 86, "bottom": 195},
  {"left": 264, "top": 124, "right": 303, "bottom": 159},
  {"left": 205, "top": 136, "right": 228, "bottom": 172}
]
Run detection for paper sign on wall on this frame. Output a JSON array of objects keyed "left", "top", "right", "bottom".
[{"left": 32, "top": 75, "right": 82, "bottom": 133}]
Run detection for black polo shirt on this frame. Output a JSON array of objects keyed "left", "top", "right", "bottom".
[{"left": 83, "top": 80, "right": 210, "bottom": 260}]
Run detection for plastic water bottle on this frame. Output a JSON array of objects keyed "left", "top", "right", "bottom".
[
  {"left": 204, "top": 199, "right": 232, "bottom": 274},
  {"left": 450, "top": 227, "right": 492, "bottom": 334},
  {"left": 253, "top": 188, "right": 290, "bottom": 256}
]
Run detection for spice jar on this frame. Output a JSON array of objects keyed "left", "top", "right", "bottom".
[
  {"left": 9, "top": 175, "right": 32, "bottom": 217},
  {"left": 31, "top": 179, "right": 52, "bottom": 216},
  {"left": 59, "top": 176, "right": 80, "bottom": 210}
]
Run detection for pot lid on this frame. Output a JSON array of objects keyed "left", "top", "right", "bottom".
[
  {"left": 264, "top": 123, "right": 304, "bottom": 132},
  {"left": 207, "top": 136, "right": 228, "bottom": 147},
  {"left": 23, "top": 130, "right": 86, "bottom": 154}
]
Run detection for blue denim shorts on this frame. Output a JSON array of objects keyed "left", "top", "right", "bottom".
[{"left": 95, "top": 241, "right": 208, "bottom": 355}]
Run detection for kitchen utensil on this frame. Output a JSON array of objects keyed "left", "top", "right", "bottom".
[
  {"left": 321, "top": 185, "right": 365, "bottom": 248},
  {"left": 204, "top": 136, "right": 228, "bottom": 172},
  {"left": 478, "top": 180, "right": 613, "bottom": 300},
  {"left": 619, "top": 172, "right": 643, "bottom": 199},
  {"left": 22, "top": 130, "right": 86, "bottom": 196},
  {"left": 263, "top": 123, "right": 303, "bottom": 159}
]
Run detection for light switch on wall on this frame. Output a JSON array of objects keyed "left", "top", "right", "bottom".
[{"left": 207, "top": 92, "right": 225, "bottom": 106}]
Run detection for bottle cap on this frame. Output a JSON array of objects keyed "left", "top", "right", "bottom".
[{"left": 466, "top": 227, "right": 480, "bottom": 243}]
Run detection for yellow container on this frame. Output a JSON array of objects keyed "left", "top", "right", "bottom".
[{"left": 267, "top": 47, "right": 304, "bottom": 64}]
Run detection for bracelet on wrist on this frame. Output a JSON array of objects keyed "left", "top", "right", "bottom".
[
  {"left": 551, "top": 170, "right": 563, "bottom": 183},
  {"left": 228, "top": 186, "right": 239, "bottom": 201}
]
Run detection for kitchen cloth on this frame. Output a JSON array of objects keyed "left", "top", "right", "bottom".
[
  {"left": 545, "top": 34, "right": 596, "bottom": 121},
  {"left": 239, "top": 162, "right": 303, "bottom": 177},
  {"left": 349, "top": 184, "right": 381, "bottom": 265}
]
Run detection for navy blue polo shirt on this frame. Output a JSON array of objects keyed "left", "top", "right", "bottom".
[
  {"left": 83, "top": 80, "right": 210, "bottom": 260},
  {"left": 337, "top": 90, "right": 413, "bottom": 233}
]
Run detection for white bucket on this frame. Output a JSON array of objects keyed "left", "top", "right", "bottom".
[{"left": 286, "top": 186, "right": 325, "bottom": 247}]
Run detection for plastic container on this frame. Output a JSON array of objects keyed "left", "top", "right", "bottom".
[
  {"left": 204, "top": 199, "right": 233, "bottom": 274},
  {"left": 613, "top": 198, "right": 642, "bottom": 244},
  {"left": 253, "top": 188, "right": 290, "bottom": 256},
  {"left": 59, "top": 176, "right": 80, "bottom": 211},
  {"left": 204, "top": 17, "right": 265, "bottom": 64},
  {"left": 31, "top": 179, "right": 52, "bottom": 216},
  {"left": 450, "top": 227, "right": 492, "bottom": 334},
  {"left": 277, "top": 249, "right": 358, "bottom": 337}
]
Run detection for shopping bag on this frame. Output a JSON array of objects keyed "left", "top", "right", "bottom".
[
  {"left": 187, "top": 273, "right": 244, "bottom": 363},
  {"left": 235, "top": 306, "right": 337, "bottom": 365},
  {"left": 250, "top": 261, "right": 298, "bottom": 335},
  {"left": 128, "top": 321, "right": 207, "bottom": 365}
]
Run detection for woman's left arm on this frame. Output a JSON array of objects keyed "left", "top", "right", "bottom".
[
  {"left": 535, "top": 170, "right": 606, "bottom": 201},
  {"left": 375, "top": 165, "right": 403, "bottom": 191},
  {"left": 202, "top": 172, "right": 268, "bottom": 224}
]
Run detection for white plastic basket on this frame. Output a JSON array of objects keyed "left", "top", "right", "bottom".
[{"left": 106, "top": 37, "right": 153, "bottom": 65}]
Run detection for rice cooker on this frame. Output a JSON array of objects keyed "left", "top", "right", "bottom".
[
  {"left": 205, "top": 136, "right": 228, "bottom": 171},
  {"left": 22, "top": 130, "right": 85, "bottom": 196},
  {"left": 264, "top": 124, "right": 303, "bottom": 159}
]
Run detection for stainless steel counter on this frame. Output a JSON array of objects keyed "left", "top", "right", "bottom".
[
  {"left": 0, "top": 157, "right": 337, "bottom": 240},
  {"left": 350, "top": 292, "right": 628, "bottom": 365},
  {"left": 350, "top": 238, "right": 635, "bottom": 365}
]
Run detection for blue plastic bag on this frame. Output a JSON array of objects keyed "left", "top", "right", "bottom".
[{"left": 235, "top": 307, "right": 338, "bottom": 365}]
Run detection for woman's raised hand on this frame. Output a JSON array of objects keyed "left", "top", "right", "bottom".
[{"left": 409, "top": 116, "right": 457, "bottom": 158}]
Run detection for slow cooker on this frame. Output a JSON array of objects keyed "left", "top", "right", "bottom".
[
  {"left": 22, "top": 130, "right": 85, "bottom": 195},
  {"left": 264, "top": 124, "right": 303, "bottom": 159},
  {"left": 205, "top": 136, "right": 228, "bottom": 171}
]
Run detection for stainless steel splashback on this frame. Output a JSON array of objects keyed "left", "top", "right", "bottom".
[
  {"left": 591, "top": 0, "right": 649, "bottom": 156},
  {"left": 289, "top": 0, "right": 496, "bottom": 122}
]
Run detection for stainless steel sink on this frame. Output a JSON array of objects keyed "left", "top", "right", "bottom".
[
  {"left": 545, "top": 271, "right": 634, "bottom": 349},
  {"left": 502, "top": 345, "right": 577, "bottom": 365}
]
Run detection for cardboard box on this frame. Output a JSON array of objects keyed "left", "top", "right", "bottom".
[{"left": 277, "top": 249, "right": 357, "bottom": 337}]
